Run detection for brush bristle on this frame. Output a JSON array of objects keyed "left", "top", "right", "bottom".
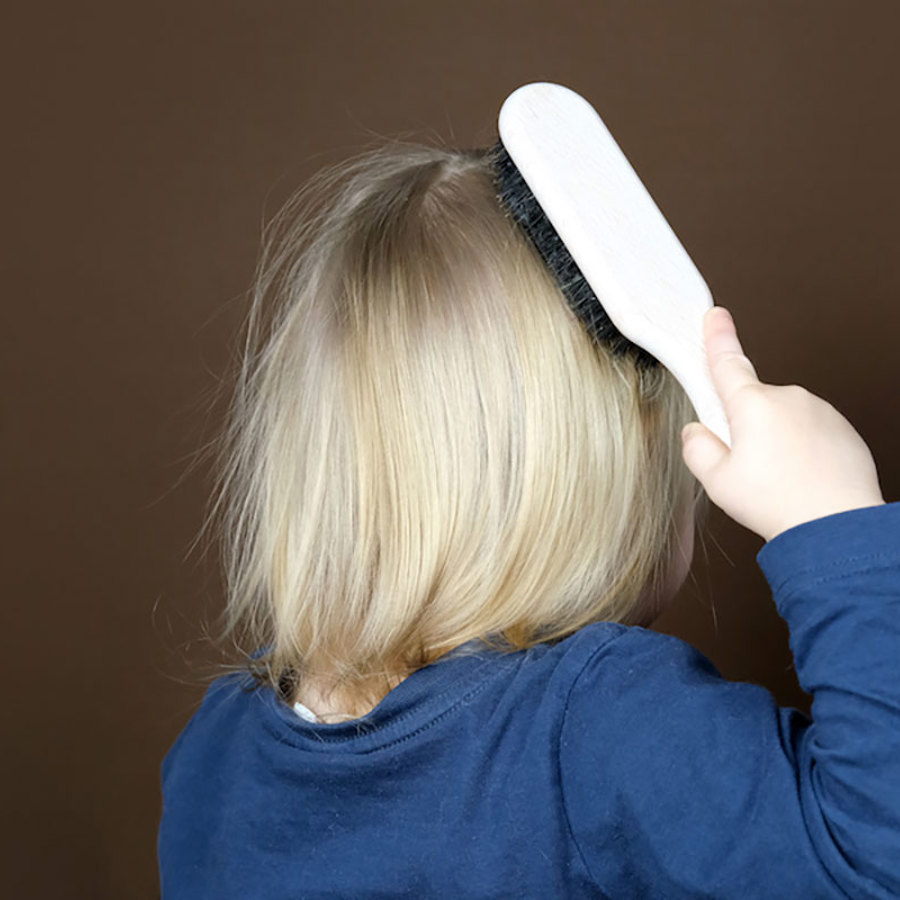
[{"left": 488, "top": 139, "right": 659, "bottom": 370}]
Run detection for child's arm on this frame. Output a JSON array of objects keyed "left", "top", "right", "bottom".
[{"left": 560, "top": 500, "right": 900, "bottom": 898}]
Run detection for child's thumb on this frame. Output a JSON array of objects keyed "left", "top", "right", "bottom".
[{"left": 681, "top": 422, "right": 728, "bottom": 485}]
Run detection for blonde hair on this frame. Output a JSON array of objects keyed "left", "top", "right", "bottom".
[{"left": 195, "top": 140, "right": 707, "bottom": 722}]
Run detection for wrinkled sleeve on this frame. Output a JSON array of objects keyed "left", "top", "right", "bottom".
[{"left": 559, "top": 501, "right": 900, "bottom": 899}]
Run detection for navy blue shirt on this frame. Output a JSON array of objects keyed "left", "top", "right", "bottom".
[{"left": 158, "top": 502, "right": 900, "bottom": 898}]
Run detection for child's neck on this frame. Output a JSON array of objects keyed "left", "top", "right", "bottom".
[{"left": 292, "top": 674, "right": 408, "bottom": 722}]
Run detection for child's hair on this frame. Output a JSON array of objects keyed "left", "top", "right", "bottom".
[{"left": 192, "top": 139, "right": 708, "bottom": 722}]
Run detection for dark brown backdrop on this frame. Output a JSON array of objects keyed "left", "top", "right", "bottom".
[{"left": 4, "top": 2, "right": 898, "bottom": 897}]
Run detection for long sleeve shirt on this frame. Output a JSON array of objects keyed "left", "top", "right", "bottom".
[{"left": 158, "top": 501, "right": 900, "bottom": 898}]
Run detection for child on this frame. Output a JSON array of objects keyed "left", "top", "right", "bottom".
[{"left": 157, "top": 143, "right": 898, "bottom": 898}]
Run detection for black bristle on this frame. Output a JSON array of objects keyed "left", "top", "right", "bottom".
[{"left": 488, "top": 139, "right": 660, "bottom": 371}]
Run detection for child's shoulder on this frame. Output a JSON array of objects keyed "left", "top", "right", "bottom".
[
  {"left": 551, "top": 620, "right": 712, "bottom": 676},
  {"left": 511, "top": 621, "right": 719, "bottom": 713}
]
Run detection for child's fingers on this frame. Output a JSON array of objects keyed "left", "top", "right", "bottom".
[{"left": 704, "top": 307, "right": 760, "bottom": 410}]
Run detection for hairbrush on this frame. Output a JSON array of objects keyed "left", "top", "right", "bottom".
[{"left": 490, "top": 81, "right": 731, "bottom": 448}]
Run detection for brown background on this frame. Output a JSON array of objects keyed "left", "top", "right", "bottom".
[{"left": 4, "top": 1, "right": 899, "bottom": 896}]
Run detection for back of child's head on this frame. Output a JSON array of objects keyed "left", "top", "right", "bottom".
[{"left": 199, "top": 140, "right": 706, "bottom": 720}]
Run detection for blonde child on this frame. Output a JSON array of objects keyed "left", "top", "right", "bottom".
[{"left": 158, "top": 143, "right": 896, "bottom": 898}]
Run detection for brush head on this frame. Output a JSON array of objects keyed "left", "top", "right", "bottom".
[
  {"left": 493, "top": 82, "right": 730, "bottom": 448},
  {"left": 490, "top": 139, "right": 661, "bottom": 372}
]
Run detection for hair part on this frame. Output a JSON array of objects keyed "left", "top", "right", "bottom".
[{"left": 191, "top": 139, "right": 708, "bottom": 722}]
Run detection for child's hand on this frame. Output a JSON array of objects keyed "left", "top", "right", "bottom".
[{"left": 681, "top": 306, "right": 885, "bottom": 542}]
